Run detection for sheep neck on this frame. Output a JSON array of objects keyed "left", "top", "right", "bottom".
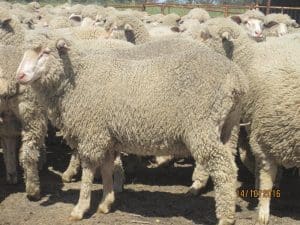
[
  {"left": 230, "top": 35, "right": 255, "bottom": 75},
  {"left": 31, "top": 51, "right": 82, "bottom": 129}
]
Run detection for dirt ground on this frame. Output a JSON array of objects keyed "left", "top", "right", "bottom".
[{"left": 0, "top": 141, "right": 299, "bottom": 225}]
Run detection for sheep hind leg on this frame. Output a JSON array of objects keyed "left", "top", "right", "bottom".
[
  {"left": 187, "top": 132, "right": 237, "bottom": 225},
  {"left": 2, "top": 137, "right": 18, "bottom": 184},
  {"left": 255, "top": 157, "right": 277, "bottom": 225},
  {"left": 62, "top": 152, "right": 81, "bottom": 183},
  {"left": 98, "top": 151, "right": 115, "bottom": 214},
  {"left": 70, "top": 159, "right": 96, "bottom": 221},
  {"left": 187, "top": 163, "right": 209, "bottom": 196}
]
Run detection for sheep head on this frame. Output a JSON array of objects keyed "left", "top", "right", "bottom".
[
  {"left": 16, "top": 33, "right": 70, "bottom": 85},
  {"left": 231, "top": 15, "right": 264, "bottom": 41},
  {"left": 0, "top": 9, "right": 12, "bottom": 28}
]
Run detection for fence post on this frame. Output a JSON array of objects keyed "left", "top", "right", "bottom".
[
  {"left": 266, "top": 0, "right": 271, "bottom": 15},
  {"left": 224, "top": 5, "right": 228, "bottom": 17}
]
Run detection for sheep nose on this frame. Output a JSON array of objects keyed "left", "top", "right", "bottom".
[
  {"left": 255, "top": 31, "right": 263, "bottom": 37},
  {"left": 17, "top": 72, "right": 26, "bottom": 81}
]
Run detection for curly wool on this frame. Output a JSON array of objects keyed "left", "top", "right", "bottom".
[
  {"left": 25, "top": 32, "right": 248, "bottom": 223},
  {"left": 0, "top": 9, "right": 25, "bottom": 46},
  {"left": 203, "top": 17, "right": 300, "bottom": 168},
  {"left": 181, "top": 8, "right": 210, "bottom": 23}
]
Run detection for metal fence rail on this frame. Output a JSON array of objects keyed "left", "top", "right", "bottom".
[{"left": 106, "top": 3, "right": 300, "bottom": 22}]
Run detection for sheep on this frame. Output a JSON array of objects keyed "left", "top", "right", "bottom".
[
  {"left": 263, "top": 13, "right": 300, "bottom": 37},
  {"left": 158, "top": 13, "right": 181, "bottom": 26},
  {"left": 199, "top": 17, "right": 300, "bottom": 225},
  {"left": 0, "top": 8, "right": 25, "bottom": 47},
  {"left": 0, "top": 11, "right": 48, "bottom": 200},
  {"left": 231, "top": 9, "right": 265, "bottom": 41},
  {"left": 48, "top": 16, "right": 72, "bottom": 29},
  {"left": 0, "top": 45, "right": 48, "bottom": 200},
  {"left": 181, "top": 8, "right": 210, "bottom": 23},
  {"left": 105, "top": 12, "right": 151, "bottom": 44},
  {"left": 105, "top": 12, "right": 180, "bottom": 44},
  {"left": 17, "top": 32, "right": 247, "bottom": 224}
]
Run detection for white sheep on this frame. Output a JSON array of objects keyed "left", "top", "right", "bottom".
[
  {"left": 200, "top": 17, "right": 300, "bottom": 225},
  {"left": 17, "top": 32, "right": 247, "bottom": 224}
]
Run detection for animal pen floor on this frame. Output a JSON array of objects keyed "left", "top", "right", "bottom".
[{"left": 0, "top": 141, "right": 299, "bottom": 225}]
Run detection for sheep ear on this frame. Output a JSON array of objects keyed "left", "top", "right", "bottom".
[
  {"left": 56, "top": 39, "right": 70, "bottom": 52},
  {"left": 231, "top": 16, "right": 242, "bottom": 25},
  {"left": 0, "top": 17, "right": 12, "bottom": 27},
  {"left": 124, "top": 23, "right": 133, "bottom": 31},
  {"left": 264, "top": 21, "right": 278, "bottom": 28},
  {"left": 171, "top": 26, "right": 180, "bottom": 32},
  {"left": 221, "top": 31, "right": 232, "bottom": 41},
  {"left": 69, "top": 13, "right": 82, "bottom": 22}
]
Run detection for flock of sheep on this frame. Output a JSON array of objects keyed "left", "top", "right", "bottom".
[{"left": 0, "top": 1, "right": 299, "bottom": 225}]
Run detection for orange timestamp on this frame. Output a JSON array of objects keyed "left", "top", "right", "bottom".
[{"left": 237, "top": 189, "right": 281, "bottom": 198}]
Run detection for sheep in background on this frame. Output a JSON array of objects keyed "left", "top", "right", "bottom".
[
  {"left": 231, "top": 9, "right": 265, "bottom": 41},
  {"left": 17, "top": 31, "right": 247, "bottom": 224},
  {"left": 0, "top": 11, "right": 48, "bottom": 200},
  {"left": 181, "top": 8, "right": 210, "bottom": 23},
  {"left": 0, "top": 8, "right": 25, "bottom": 46},
  {"left": 264, "top": 13, "right": 299, "bottom": 37},
  {"left": 200, "top": 17, "right": 300, "bottom": 225}
]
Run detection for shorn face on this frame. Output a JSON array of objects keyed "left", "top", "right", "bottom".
[
  {"left": 16, "top": 46, "right": 52, "bottom": 84},
  {"left": 244, "top": 18, "right": 264, "bottom": 39},
  {"left": 16, "top": 38, "right": 69, "bottom": 85}
]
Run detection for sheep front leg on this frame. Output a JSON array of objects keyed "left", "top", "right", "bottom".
[
  {"left": 98, "top": 151, "right": 115, "bottom": 214},
  {"left": 70, "top": 160, "right": 96, "bottom": 221},
  {"left": 188, "top": 163, "right": 209, "bottom": 195},
  {"left": 62, "top": 152, "right": 81, "bottom": 182},
  {"left": 2, "top": 137, "right": 18, "bottom": 184},
  {"left": 256, "top": 159, "right": 277, "bottom": 225},
  {"left": 14, "top": 104, "right": 47, "bottom": 201}
]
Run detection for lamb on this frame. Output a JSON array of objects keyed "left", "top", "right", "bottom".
[
  {"left": 17, "top": 32, "right": 247, "bottom": 224},
  {"left": 263, "top": 13, "right": 299, "bottom": 37},
  {"left": 199, "top": 17, "right": 300, "bottom": 225}
]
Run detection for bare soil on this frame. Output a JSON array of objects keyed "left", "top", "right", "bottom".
[{"left": 0, "top": 141, "right": 299, "bottom": 225}]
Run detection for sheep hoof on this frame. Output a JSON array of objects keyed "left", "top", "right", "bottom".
[
  {"left": 69, "top": 208, "right": 84, "bottom": 221},
  {"left": 256, "top": 211, "right": 269, "bottom": 225},
  {"left": 26, "top": 185, "right": 41, "bottom": 201},
  {"left": 187, "top": 180, "right": 204, "bottom": 196},
  {"left": 217, "top": 218, "right": 235, "bottom": 225},
  {"left": 26, "top": 192, "right": 41, "bottom": 201},
  {"left": 68, "top": 215, "right": 82, "bottom": 221},
  {"left": 97, "top": 204, "right": 111, "bottom": 214},
  {"left": 6, "top": 173, "right": 18, "bottom": 184}
]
